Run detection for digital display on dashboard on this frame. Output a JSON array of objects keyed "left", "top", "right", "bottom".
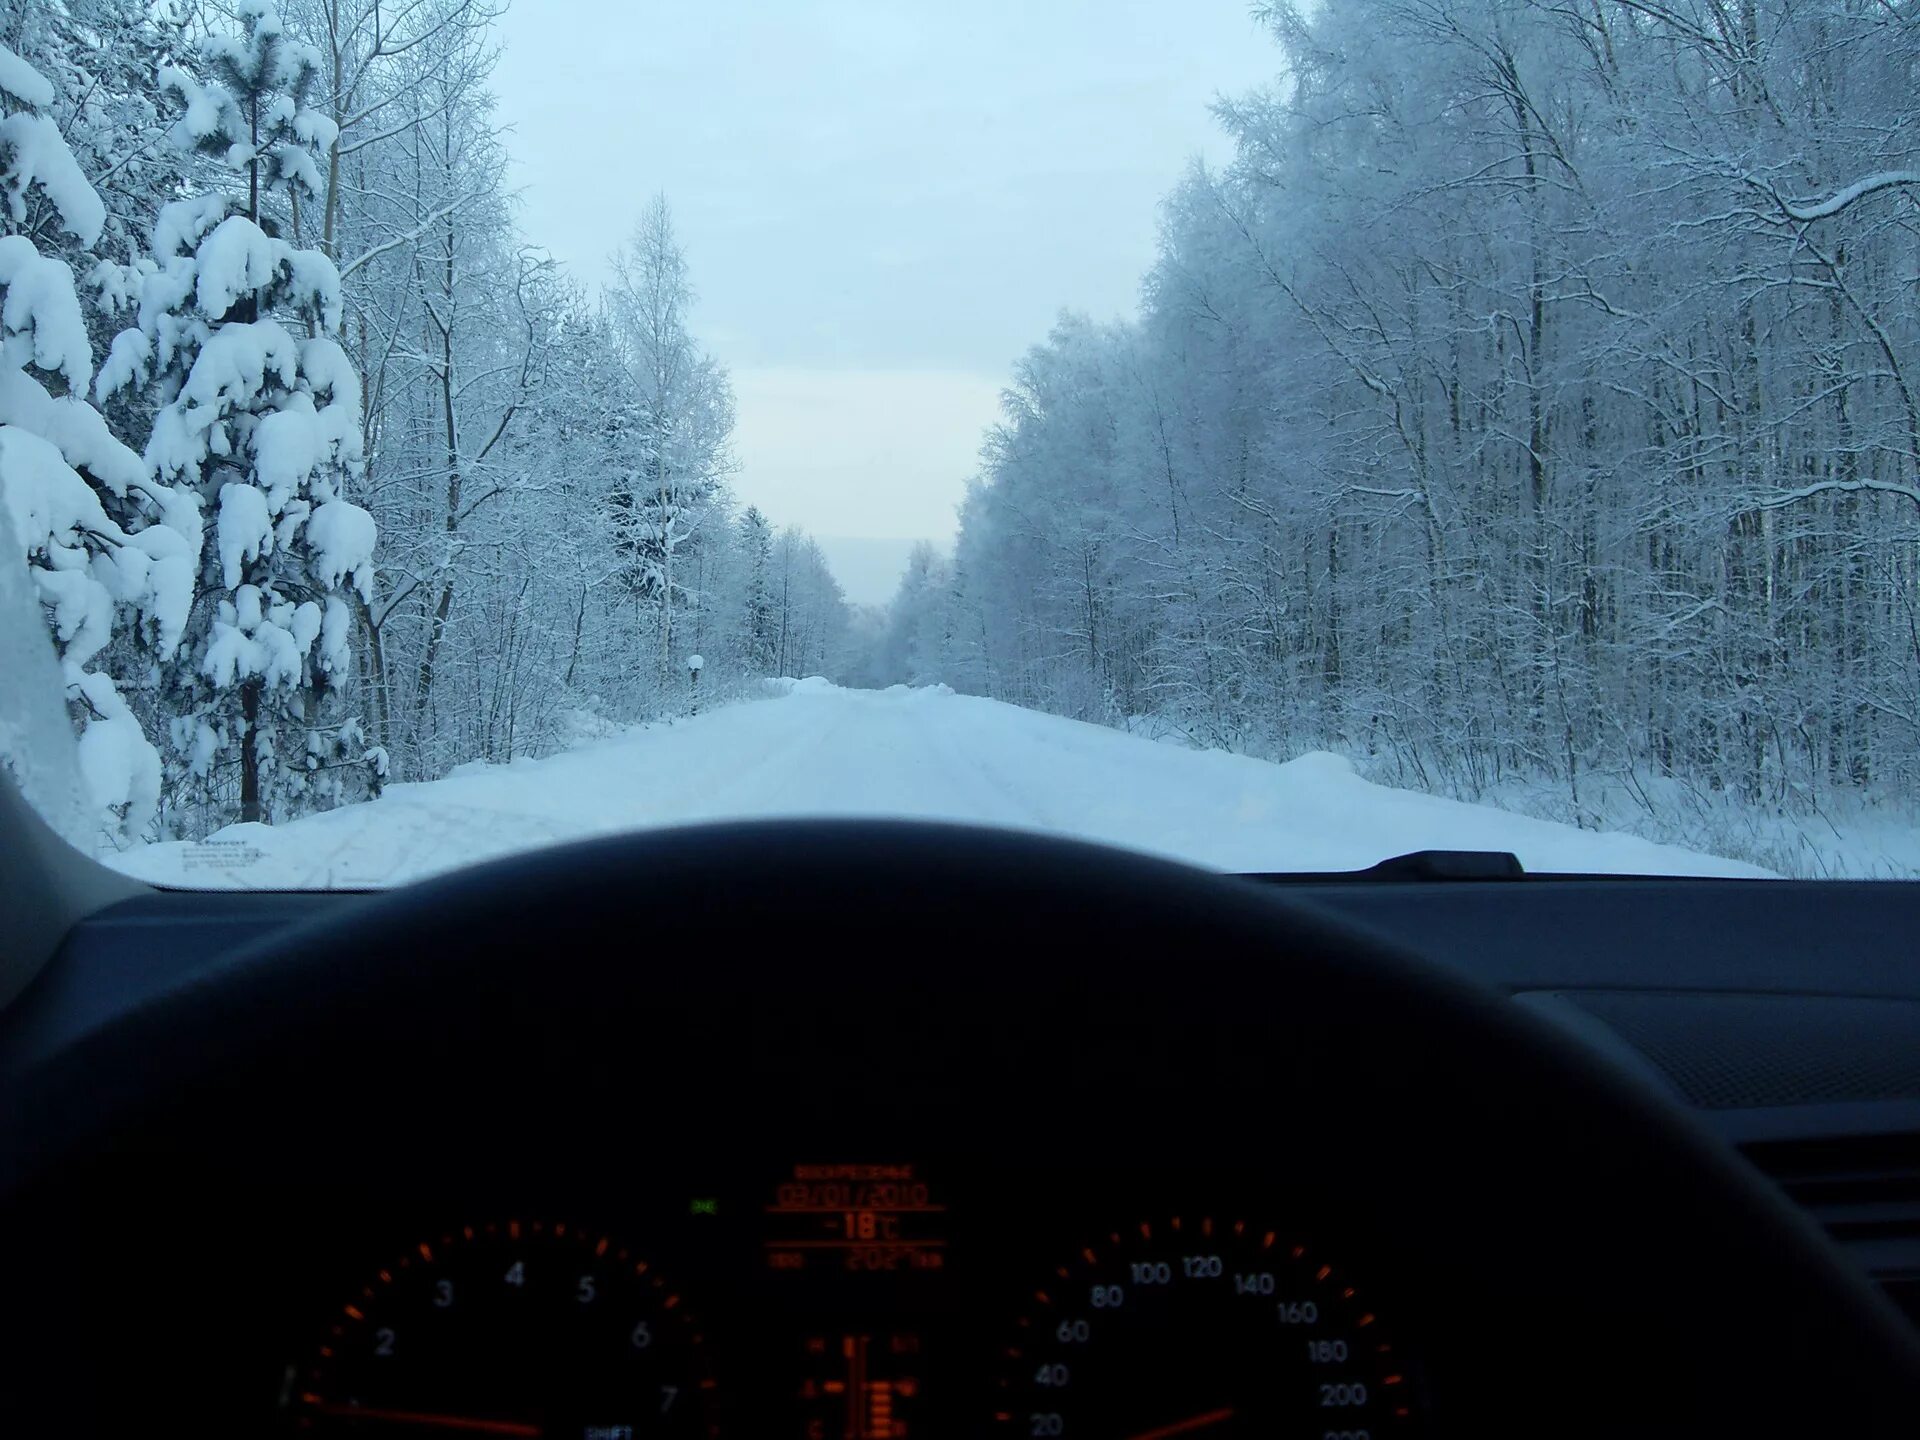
[{"left": 765, "top": 1163, "right": 947, "bottom": 1274}]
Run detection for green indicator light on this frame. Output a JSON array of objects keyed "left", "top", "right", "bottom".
[{"left": 690, "top": 1197, "right": 719, "bottom": 1216}]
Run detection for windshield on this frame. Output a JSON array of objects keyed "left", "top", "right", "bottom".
[{"left": 2, "top": 0, "right": 1915, "bottom": 886}]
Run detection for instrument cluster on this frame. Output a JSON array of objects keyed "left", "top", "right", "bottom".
[{"left": 283, "top": 1162, "right": 1426, "bottom": 1439}]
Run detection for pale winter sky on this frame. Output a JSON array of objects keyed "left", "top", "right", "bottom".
[{"left": 493, "top": 1, "right": 1279, "bottom": 601}]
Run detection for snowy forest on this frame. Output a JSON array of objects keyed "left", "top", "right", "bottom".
[
  {"left": 1, "top": 0, "right": 852, "bottom": 847},
  {"left": 7, "top": 1, "right": 1920, "bottom": 874},
  {"left": 871, "top": 0, "right": 1920, "bottom": 871}
]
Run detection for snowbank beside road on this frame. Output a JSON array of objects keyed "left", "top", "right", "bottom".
[{"left": 111, "top": 682, "right": 1767, "bottom": 888}]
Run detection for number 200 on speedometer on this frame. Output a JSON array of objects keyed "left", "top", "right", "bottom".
[{"left": 994, "top": 1217, "right": 1421, "bottom": 1440}]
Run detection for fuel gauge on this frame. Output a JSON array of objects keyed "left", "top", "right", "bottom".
[{"left": 796, "top": 1331, "right": 927, "bottom": 1440}]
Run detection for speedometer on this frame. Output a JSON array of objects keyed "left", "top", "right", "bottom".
[{"left": 994, "top": 1216, "right": 1421, "bottom": 1440}]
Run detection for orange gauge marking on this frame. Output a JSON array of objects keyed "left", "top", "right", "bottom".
[
  {"left": 1171, "top": 1216, "right": 1182, "bottom": 1232},
  {"left": 1383, "top": 1374, "right": 1404, "bottom": 1386},
  {"left": 1123, "top": 1406, "right": 1236, "bottom": 1440},
  {"left": 1290, "top": 1245, "right": 1305, "bottom": 1260},
  {"left": 1201, "top": 1217, "right": 1213, "bottom": 1237},
  {"left": 1056, "top": 1267, "right": 1070, "bottom": 1280},
  {"left": 1358, "top": 1312, "right": 1376, "bottom": 1327},
  {"left": 1343, "top": 1287, "right": 1355, "bottom": 1299},
  {"left": 1082, "top": 1248, "right": 1098, "bottom": 1265},
  {"left": 1261, "top": 1231, "right": 1275, "bottom": 1249},
  {"left": 310, "top": 1402, "right": 541, "bottom": 1436},
  {"left": 1139, "top": 1221, "right": 1152, "bottom": 1240},
  {"left": 1034, "top": 1290, "right": 1051, "bottom": 1305},
  {"left": 1233, "top": 1220, "right": 1245, "bottom": 1238},
  {"left": 313, "top": 1221, "right": 708, "bottom": 1438},
  {"left": 1315, "top": 1265, "right": 1332, "bottom": 1282}
]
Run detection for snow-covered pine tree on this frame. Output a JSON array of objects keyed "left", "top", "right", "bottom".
[
  {"left": 0, "top": 0, "right": 192, "bottom": 279},
  {"left": 735, "top": 504, "right": 776, "bottom": 673},
  {"left": 0, "top": 41, "right": 199, "bottom": 848},
  {"left": 94, "top": 1, "right": 383, "bottom": 830}
]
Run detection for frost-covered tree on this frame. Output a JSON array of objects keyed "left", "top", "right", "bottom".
[
  {"left": 734, "top": 504, "right": 776, "bottom": 673},
  {"left": 0, "top": 41, "right": 199, "bottom": 847},
  {"left": 0, "top": 1, "right": 191, "bottom": 281},
  {"left": 1, "top": 0, "right": 871, "bottom": 850},
  {"left": 96, "top": 1, "right": 381, "bottom": 829},
  {"left": 887, "top": 0, "right": 1920, "bottom": 871},
  {"left": 770, "top": 526, "right": 851, "bottom": 680},
  {"left": 606, "top": 196, "right": 736, "bottom": 682},
  {"left": 872, "top": 541, "right": 952, "bottom": 688}
]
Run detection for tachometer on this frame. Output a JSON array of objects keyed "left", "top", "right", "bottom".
[
  {"left": 293, "top": 1219, "right": 717, "bottom": 1438},
  {"left": 994, "top": 1217, "right": 1420, "bottom": 1440}
]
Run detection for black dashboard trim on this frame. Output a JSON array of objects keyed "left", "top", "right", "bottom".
[{"left": 4, "top": 823, "right": 1920, "bottom": 1435}]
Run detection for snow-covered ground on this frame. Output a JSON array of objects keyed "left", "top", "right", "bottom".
[{"left": 110, "top": 681, "right": 1769, "bottom": 887}]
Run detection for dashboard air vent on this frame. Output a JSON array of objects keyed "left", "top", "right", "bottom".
[{"left": 1741, "top": 1133, "right": 1920, "bottom": 1331}]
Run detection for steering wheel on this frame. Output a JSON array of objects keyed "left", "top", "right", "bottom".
[{"left": 4, "top": 821, "right": 1917, "bottom": 1434}]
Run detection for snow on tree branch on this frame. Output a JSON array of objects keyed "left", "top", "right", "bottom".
[{"left": 1779, "top": 170, "right": 1920, "bottom": 223}]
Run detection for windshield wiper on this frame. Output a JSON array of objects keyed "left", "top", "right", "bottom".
[{"left": 1245, "top": 849, "right": 1526, "bottom": 883}]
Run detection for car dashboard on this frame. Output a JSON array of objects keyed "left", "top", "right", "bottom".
[
  {"left": 17, "top": 1154, "right": 1435, "bottom": 1440},
  {"left": 2, "top": 822, "right": 1919, "bottom": 1437}
]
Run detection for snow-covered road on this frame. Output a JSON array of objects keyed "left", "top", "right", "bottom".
[{"left": 112, "top": 680, "right": 1765, "bottom": 887}]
